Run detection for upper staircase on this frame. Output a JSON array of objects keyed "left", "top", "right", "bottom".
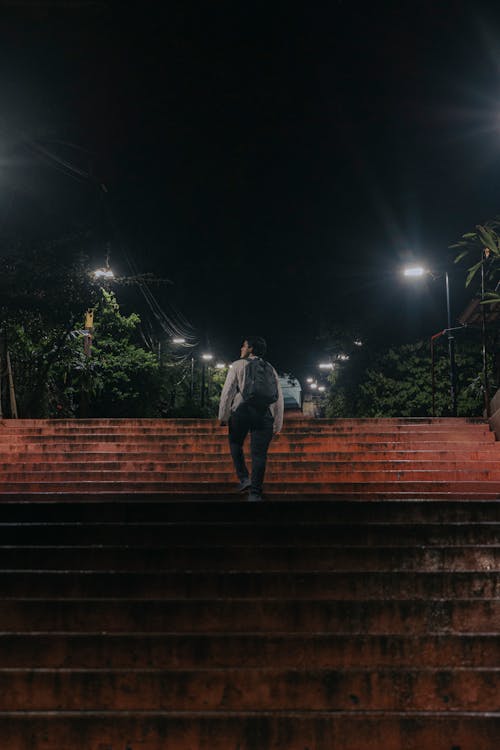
[{"left": 0, "top": 416, "right": 499, "bottom": 497}]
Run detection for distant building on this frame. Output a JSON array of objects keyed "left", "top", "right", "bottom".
[{"left": 278, "top": 374, "right": 302, "bottom": 412}]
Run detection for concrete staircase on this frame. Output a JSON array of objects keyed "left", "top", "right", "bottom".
[
  {"left": 0, "top": 418, "right": 498, "bottom": 748},
  {"left": 0, "top": 416, "right": 500, "bottom": 498}
]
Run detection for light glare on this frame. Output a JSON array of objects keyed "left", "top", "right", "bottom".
[
  {"left": 93, "top": 268, "right": 114, "bottom": 280},
  {"left": 403, "top": 266, "right": 426, "bottom": 278}
]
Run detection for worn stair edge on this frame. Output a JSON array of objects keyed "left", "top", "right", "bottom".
[{"left": 0, "top": 712, "right": 497, "bottom": 750}]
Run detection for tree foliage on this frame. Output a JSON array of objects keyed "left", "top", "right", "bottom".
[
  {"left": 0, "top": 240, "right": 229, "bottom": 418},
  {"left": 82, "top": 289, "right": 160, "bottom": 417},
  {"left": 325, "top": 334, "right": 495, "bottom": 418},
  {"left": 451, "top": 220, "right": 499, "bottom": 299},
  {"left": 0, "top": 240, "right": 98, "bottom": 416}
]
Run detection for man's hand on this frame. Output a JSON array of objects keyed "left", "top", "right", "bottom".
[{"left": 273, "top": 431, "right": 281, "bottom": 440}]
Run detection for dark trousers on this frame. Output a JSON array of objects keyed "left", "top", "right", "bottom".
[{"left": 228, "top": 403, "right": 274, "bottom": 494}]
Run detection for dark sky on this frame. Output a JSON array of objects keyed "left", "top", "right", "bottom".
[{"left": 1, "top": 0, "right": 500, "bottom": 376}]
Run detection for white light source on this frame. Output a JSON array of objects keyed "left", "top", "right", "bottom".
[
  {"left": 319, "top": 363, "right": 334, "bottom": 370},
  {"left": 403, "top": 266, "right": 426, "bottom": 277},
  {"left": 306, "top": 377, "right": 313, "bottom": 383},
  {"left": 318, "top": 386, "right": 326, "bottom": 392},
  {"left": 93, "top": 268, "right": 114, "bottom": 280},
  {"left": 353, "top": 339, "right": 363, "bottom": 347},
  {"left": 215, "top": 362, "right": 226, "bottom": 369},
  {"left": 338, "top": 354, "right": 350, "bottom": 361},
  {"left": 172, "top": 337, "right": 186, "bottom": 344},
  {"left": 202, "top": 354, "right": 213, "bottom": 361},
  {"left": 310, "top": 382, "right": 318, "bottom": 389}
]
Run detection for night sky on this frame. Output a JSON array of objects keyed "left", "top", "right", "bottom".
[{"left": 2, "top": 1, "right": 500, "bottom": 377}]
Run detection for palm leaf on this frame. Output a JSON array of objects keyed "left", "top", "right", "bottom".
[
  {"left": 454, "top": 250, "right": 469, "bottom": 263},
  {"left": 477, "top": 226, "right": 499, "bottom": 254},
  {"left": 465, "top": 260, "right": 483, "bottom": 287}
]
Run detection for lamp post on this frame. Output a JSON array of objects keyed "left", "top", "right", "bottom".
[
  {"left": 201, "top": 354, "right": 213, "bottom": 408},
  {"left": 404, "top": 266, "right": 458, "bottom": 417},
  {"left": 480, "top": 249, "right": 491, "bottom": 417}
]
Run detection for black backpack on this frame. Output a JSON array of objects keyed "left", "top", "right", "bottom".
[{"left": 242, "top": 357, "right": 279, "bottom": 407}]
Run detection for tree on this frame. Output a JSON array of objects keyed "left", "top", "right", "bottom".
[
  {"left": 451, "top": 220, "right": 500, "bottom": 295},
  {"left": 0, "top": 238, "right": 98, "bottom": 417},
  {"left": 0, "top": 240, "right": 163, "bottom": 417},
  {"left": 325, "top": 334, "right": 495, "bottom": 418},
  {"left": 79, "top": 289, "right": 160, "bottom": 417}
]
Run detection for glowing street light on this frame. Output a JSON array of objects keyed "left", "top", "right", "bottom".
[
  {"left": 403, "top": 266, "right": 426, "bottom": 278},
  {"left": 92, "top": 267, "right": 114, "bottom": 280},
  {"left": 172, "top": 337, "right": 186, "bottom": 344},
  {"left": 310, "top": 382, "right": 318, "bottom": 389},
  {"left": 215, "top": 362, "right": 226, "bottom": 369},
  {"left": 318, "top": 363, "right": 334, "bottom": 370},
  {"left": 338, "top": 354, "right": 350, "bottom": 361},
  {"left": 202, "top": 353, "right": 213, "bottom": 361},
  {"left": 318, "top": 385, "right": 326, "bottom": 392},
  {"left": 306, "top": 377, "right": 314, "bottom": 383}
]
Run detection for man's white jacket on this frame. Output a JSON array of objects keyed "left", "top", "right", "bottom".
[{"left": 218, "top": 356, "right": 284, "bottom": 433}]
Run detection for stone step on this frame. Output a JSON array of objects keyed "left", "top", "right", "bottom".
[
  {"left": 0, "top": 667, "right": 497, "bottom": 711},
  {"left": 0, "top": 570, "right": 497, "bottom": 599},
  {"left": 0, "top": 451, "right": 499, "bottom": 475},
  {"left": 5, "top": 468, "right": 500, "bottom": 483},
  {"left": 0, "top": 711, "right": 497, "bottom": 750},
  {"left": 0, "top": 419, "right": 488, "bottom": 430},
  {"left": 0, "top": 499, "right": 498, "bottom": 523},
  {"left": 2, "top": 416, "right": 485, "bottom": 423},
  {"left": 0, "top": 521, "right": 497, "bottom": 546},
  {"left": 0, "top": 430, "right": 495, "bottom": 444},
  {"left": 3, "top": 458, "right": 500, "bottom": 473},
  {"left": 0, "top": 599, "right": 497, "bottom": 632},
  {"left": 2, "top": 480, "right": 500, "bottom": 496},
  {"left": 4, "top": 449, "right": 500, "bottom": 465},
  {"left": 0, "top": 545, "right": 497, "bottom": 572},
  {"left": 2, "top": 441, "right": 497, "bottom": 458},
  {"left": 0, "top": 632, "right": 495, "bottom": 669},
  {"left": 0, "top": 428, "right": 492, "bottom": 442}
]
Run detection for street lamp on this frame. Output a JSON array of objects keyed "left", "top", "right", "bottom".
[
  {"left": 92, "top": 267, "right": 114, "bottom": 280},
  {"left": 403, "top": 266, "right": 426, "bottom": 278},
  {"left": 200, "top": 354, "right": 213, "bottom": 408},
  {"left": 403, "top": 265, "right": 458, "bottom": 417}
]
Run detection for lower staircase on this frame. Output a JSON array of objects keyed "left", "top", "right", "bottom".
[{"left": 0, "top": 418, "right": 498, "bottom": 748}]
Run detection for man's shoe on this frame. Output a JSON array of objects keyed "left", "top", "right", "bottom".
[
  {"left": 248, "top": 492, "right": 263, "bottom": 502},
  {"left": 237, "top": 478, "right": 251, "bottom": 492}
]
